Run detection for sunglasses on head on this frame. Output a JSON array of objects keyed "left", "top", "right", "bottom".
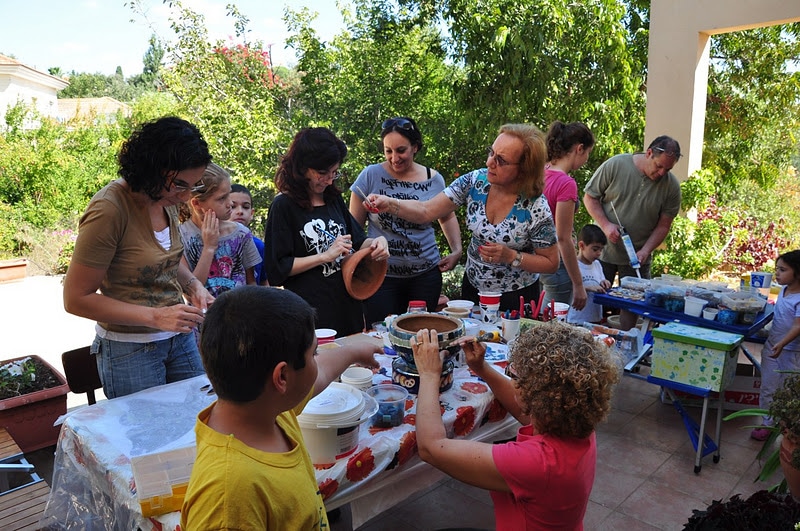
[
  {"left": 381, "top": 118, "right": 415, "bottom": 132},
  {"left": 651, "top": 146, "right": 682, "bottom": 160}
]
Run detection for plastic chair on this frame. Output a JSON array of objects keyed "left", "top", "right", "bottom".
[{"left": 61, "top": 346, "right": 102, "bottom": 405}]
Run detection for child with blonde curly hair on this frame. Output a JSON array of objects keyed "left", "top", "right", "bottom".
[{"left": 412, "top": 320, "right": 620, "bottom": 530}]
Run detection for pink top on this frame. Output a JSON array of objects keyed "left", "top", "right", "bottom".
[
  {"left": 543, "top": 168, "right": 579, "bottom": 224},
  {"left": 491, "top": 425, "right": 596, "bottom": 530}
]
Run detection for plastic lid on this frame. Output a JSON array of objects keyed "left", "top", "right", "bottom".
[
  {"left": 408, "top": 300, "right": 426, "bottom": 308},
  {"left": 298, "top": 382, "right": 365, "bottom": 426}
]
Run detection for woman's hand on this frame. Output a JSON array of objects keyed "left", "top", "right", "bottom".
[
  {"left": 411, "top": 329, "right": 445, "bottom": 377},
  {"left": 366, "top": 194, "right": 392, "bottom": 214},
  {"left": 368, "top": 236, "right": 390, "bottom": 261},
  {"left": 438, "top": 250, "right": 462, "bottom": 272},
  {"left": 201, "top": 209, "right": 220, "bottom": 252},
  {"left": 571, "top": 285, "right": 588, "bottom": 311},
  {"left": 459, "top": 337, "right": 488, "bottom": 372},
  {"left": 184, "top": 277, "right": 215, "bottom": 312},
  {"left": 156, "top": 303, "right": 207, "bottom": 334},
  {"left": 478, "top": 242, "right": 511, "bottom": 264},
  {"left": 322, "top": 235, "right": 353, "bottom": 262}
]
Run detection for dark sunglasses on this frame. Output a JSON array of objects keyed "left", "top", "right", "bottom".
[
  {"left": 652, "top": 146, "right": 683, "bottom": 160},
  {"left": 381, "top": 118, "right": 415, "bottom": 132}
]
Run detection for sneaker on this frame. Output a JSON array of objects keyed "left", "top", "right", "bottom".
[{"left": 751, "top": 427, "right": 771, "bottom": 441}]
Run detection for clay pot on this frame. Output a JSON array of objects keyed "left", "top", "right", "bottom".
[
  {"left": 388, "top": 312, "right": 465, "bottom": 365},
  {"left": 341, "top": 247, "right": 388, "bottom": 300},
  {"left": 780, "top": 431, "right": 800, "bottom": 501}
]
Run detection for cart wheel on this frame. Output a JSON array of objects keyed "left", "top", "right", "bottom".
[
  {"left": 694, "top": 465, "right": 701, "bottom": 474},
  {"left": 713, "top": 455, "right": 720, "bottom": 463}
]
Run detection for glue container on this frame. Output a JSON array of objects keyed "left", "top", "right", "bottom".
[{"left": 619, "top": 227, "right": 640, "bottom": 272}]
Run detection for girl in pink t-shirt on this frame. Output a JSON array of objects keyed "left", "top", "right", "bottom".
[
  {"left": 541, "top": 121, "right": 595, "bottom": 314},
  {"left": 412, "top": 321, "right": 620, "bottom": 530}
]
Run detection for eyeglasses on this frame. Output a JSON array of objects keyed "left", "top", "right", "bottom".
[
  {"left": 381, "top": 118, "right": 415, "bottom": 132},
  {"left": 310, "top": 167, "right": 342, "bottom": 181},
  {"left": 169, "top": 177, "right": 206, "bottom": 193},
  {"left": 486, "top": 146, "right": 521, "bottom": 167},
  {"left": 651, "top": 146, "right": 683, "bottom": 160}
]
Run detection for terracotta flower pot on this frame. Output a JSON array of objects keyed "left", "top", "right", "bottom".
[
  {"left": 0, "top": 355, "right": 69, "bottom": 453},
  {"left": 780, "top": 431, "right": 800, "bottom": 501},
  {"left": 341, "top": 247, "right": 388, "bottom": 301}
]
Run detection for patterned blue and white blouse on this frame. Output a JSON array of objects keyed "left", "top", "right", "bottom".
[{"left": 444, "top": 168, "right": 556, "bottom": 293}]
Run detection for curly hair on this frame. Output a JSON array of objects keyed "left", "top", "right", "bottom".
[
  {"left": 509, "top": 320, "right": 620, "bottom": 439},
  {"left": 497, "top": 123, "right": 547, "bottom": 199},
  {"left": 117, "top": 116, "right": 211, "bottom": 201},
  {"left": 274, "top": 127, "right": 347, "bottom": 211}
]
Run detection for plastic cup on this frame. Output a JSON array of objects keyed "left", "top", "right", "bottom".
[
  {"left": 367, "top": 384, "right": 408, "bottom": 428},
  {"left": 552, "top": 302, "right": 569, "bottom": 321},
  {"left": 478, "top": 292, "right": 501, "bottom": 305},
  {"left": 683, "top": 296, "right": 708, "bottom": 317},
  {"left": 443, "top": 306, "right": 470, "bottom": 319},
  {"left": 501, "top": 317, "right": 521, "bottom": 342},
  {"left": 749, "top": 272, "right": 772, "bottom": 289},
  {"left": 315, "top": 328, "right": 337, "bottom": 345},
  {"left": 702, "top": 307, "right": 719, "bottom": 321},
  {"left": 447, "top": 300, "right": 475, "bottom": 311},
  {"left": 340, "top": 366, "right": 374, "bottom": 391},
  {"left": 479, "top": 302, "right": 501, "bottom": 324}
]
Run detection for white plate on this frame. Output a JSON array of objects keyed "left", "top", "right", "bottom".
[{"left": 484, "top": 343, "right": 508, "bottom": 362}]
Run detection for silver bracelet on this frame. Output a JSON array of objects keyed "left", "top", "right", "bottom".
[{"left": 183, "top": 276, "right": 199, "bottom": 291}]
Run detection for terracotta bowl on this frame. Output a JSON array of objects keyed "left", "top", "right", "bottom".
[
  {"left": 341, "top": 247, "right": 388, "bottom": 300},
  {"left": 388, "top": 313, "right": 465, "bottom": 364}
]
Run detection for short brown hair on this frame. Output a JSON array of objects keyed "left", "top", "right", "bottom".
[
  {"left": 509, "top": 320, "right": 620, "bottom": 438},
  {"left": 498, "top": 123, "right": 547, "bottom": 198}
]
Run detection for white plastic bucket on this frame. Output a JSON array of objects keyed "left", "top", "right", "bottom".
[
  {"left": 297, "top": 382, "right": 378, "bottom": 465},
  {"left": 684, "top": 296, "right": 708, "bottom": 317}
]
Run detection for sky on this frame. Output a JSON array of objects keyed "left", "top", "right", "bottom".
[{"left": 0, "top": 0, "right": 345, "bottom": 77}]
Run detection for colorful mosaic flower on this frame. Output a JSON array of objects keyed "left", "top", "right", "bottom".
[
  {"left": 318, "top": 478, "right": 339, "bottom": 500},
  {"left": 454, "top": 406, "right": 476, "bottom": 436},
  {"left": 346, "top": 448, "right": 375, "bottom": 482},
  {"left": 460, "top": 381, "right": 489, "bottom": 394}
]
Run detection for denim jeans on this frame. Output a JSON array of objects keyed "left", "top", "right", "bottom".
[
  {"left": 540, "top": 259, "right": 572, "bottom": 308},
  {"left": 91, "top": 332, "right": 205, "bottom": 399}
]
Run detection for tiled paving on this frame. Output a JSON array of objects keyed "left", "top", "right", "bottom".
[{"left": 3, "top": 277, "right": 780, "bottom": 530}]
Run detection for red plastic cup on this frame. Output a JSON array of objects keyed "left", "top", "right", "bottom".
[
  {"left": 478, "top": 292, "right": 501, "bottom": 305},
  {"left": 315, "top": 328, "right": 337, "bottom": 345}
]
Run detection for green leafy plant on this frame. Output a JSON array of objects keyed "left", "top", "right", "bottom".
[
  {"left": 683, "top": 490, "right": 800, "bottom": 530},
  {"left": 724, "top": 372, "right": 800, "bottom": 491},
  {"left": 0, "top": 356, "right": 64, "bottom": 400}
]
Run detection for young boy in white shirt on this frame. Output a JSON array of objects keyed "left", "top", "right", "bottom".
[{"left": 567, "top": 224, "right": 612, "bottom": 324}]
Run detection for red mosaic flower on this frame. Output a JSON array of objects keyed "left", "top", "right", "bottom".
[
  {"left": 318, "top": 478, "right": 339, "bottom": 500},
  {"left": 404, "top": 414, "right": 416, "bottom": 426},
  {"left": 314, "top": 462, "right": 335, "bottom": 471},
  {"left": 486, "top": 398, "right": 508, "bottom": 422},
  {"left": 397, "top": 431, "right": 417, "bottom": 466},
  {"left": 404, "top": 398, "right": 414, "bottom": 411},
  {"left": 460, "top": 381, "right": 489, "bottom": 394},
  {"left": 454, "top": 406, "right": 476, "bottom": 436},
  {"left": 346, "top": 448, "right": 375, "bottom": 482}
]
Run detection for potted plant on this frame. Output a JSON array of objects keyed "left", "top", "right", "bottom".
[
  {"left": 683, "top": 489, "right": 800, "bottom": 529},
  {"left": 0, "top": 355, "right": 69, "bottom": 453},
  {"left": 724, "top": 371, "right": 800, "bottom": 497}
]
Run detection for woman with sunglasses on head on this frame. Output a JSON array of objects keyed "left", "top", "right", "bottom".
[
  {"left": 349, "top": 117, "right": 462, "bottom": 325},
  {"left": 366, "top": 123, "right": 558, "bottom": 311},
  {"left": 411, "top": 321, "right": 620, "bottom": 529},
  {"left": 63, "top": 116, "right": 215, "bottom": 399},
  {"left": 264, "top": 127, "right": 389, "bottom": 336}
]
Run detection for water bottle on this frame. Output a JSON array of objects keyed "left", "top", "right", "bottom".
[{"left": 619, "top": 227, "right": 641, "bottom": 271}]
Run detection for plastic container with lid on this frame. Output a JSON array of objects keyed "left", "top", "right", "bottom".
[
  {"left": 407, "top": 300, "right": 427, "bottom": 313},
  {"left": 683, "top": 296, "right": 708, "bottom": 317}
]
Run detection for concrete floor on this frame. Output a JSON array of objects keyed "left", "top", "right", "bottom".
[{"left": 3, "top": 275, "right": 781, "bottom": 530}]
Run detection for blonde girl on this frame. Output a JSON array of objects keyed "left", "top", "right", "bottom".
[{"left": 179, "top": 163, "right": 262, "bottom": 297}]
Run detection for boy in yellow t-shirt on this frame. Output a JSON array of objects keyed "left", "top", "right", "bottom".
[{"left": 180, "top": 286, "right": 379, "bottom": 530}]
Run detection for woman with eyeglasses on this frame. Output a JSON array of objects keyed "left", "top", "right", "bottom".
[
  {"left": 411, "top": 321, "right": 620, "bottom": 529},
  {"left": 366, "top": 123, "right": 558, "bottom": 311},
  {"left": 63, "top": 116, "right": 215, "bottom": 399},
  {"left": 349, "top": 117, "right": 462, "bottom": 324},
  {"left": 264, "top": 127, "right": 389, "bottom": 336}
]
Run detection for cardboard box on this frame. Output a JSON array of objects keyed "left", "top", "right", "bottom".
[
  {"left": 651, "top": 322, "right": 744, "bottom": 392},
  {"left": 661, "top": 362, "right": 761, "bottom": 411}
]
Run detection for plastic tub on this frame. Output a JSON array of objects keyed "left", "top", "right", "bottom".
[
  {"left": 298, "top": 382, "right": 378, "bottom": 465},
  {"left": 703, "top": 308, "right": 719, "bottom": 321},
  {"left": 684, "top": 296, "right": 708, "bottom": 317},
  {"left": 366, "top": 384, "right": 408, "bottom": 428},
  {"left": 340, "top": 366, "right": 375, "bottom": 391}
]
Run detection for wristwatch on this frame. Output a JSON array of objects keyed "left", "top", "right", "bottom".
[{"left": 511, "top": 251, "right": 523, "bottom": 267}]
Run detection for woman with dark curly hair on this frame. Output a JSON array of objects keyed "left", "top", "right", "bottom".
[
  {"left": 411, "top": 320, "right": 620, "bottom": 529},
  {"left": 264, "top": 127, "right": 389, "bottom": 336},
  {"left": 63, "top": 116, "right": 214, "bottom": 398}
]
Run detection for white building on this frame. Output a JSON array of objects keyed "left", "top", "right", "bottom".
[{"left": 0, "top": 53, "right": 68, "bottom": 128}]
